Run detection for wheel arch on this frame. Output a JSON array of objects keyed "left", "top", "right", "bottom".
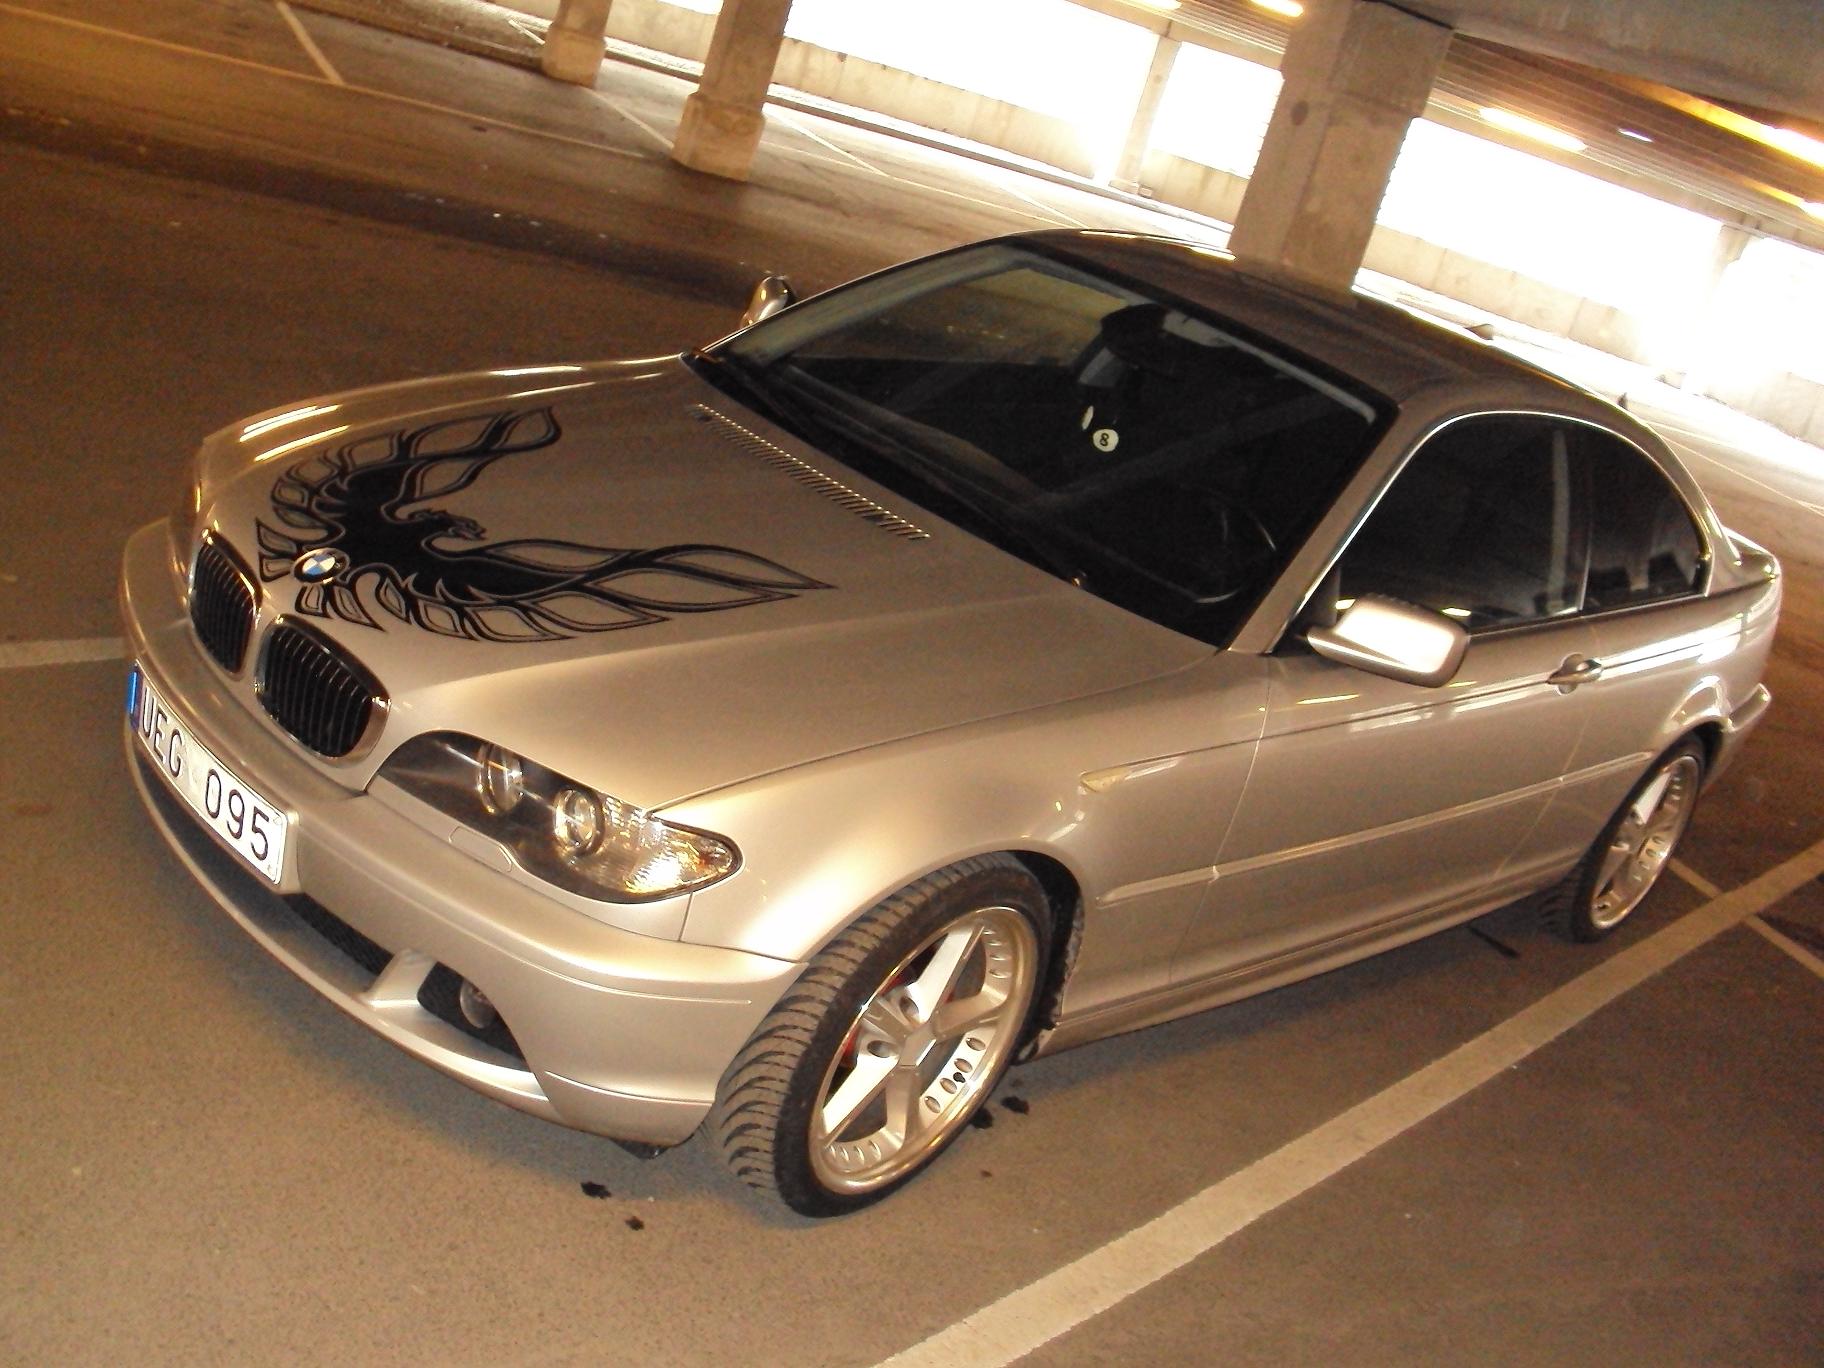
[
  {"left": 1685, "top": 718, "right": 1726, "bottom": 777},
  {"left": 784, "top": 842, "right": 1090, "bottom": 995},
  {"left": 1005, "top": 849, "right": 1085, "bottom": 1046}
]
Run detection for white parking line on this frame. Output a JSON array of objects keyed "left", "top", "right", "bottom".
[
  {"left": 876, "top": 833, "right": 1824, "bottom": 1368},
  {"left": 745, "top": 140, "right": 1072, "bottom": 227},
  {"left": 274, "top": 0, "right": 342, "bottom": 86},
  {"left": 1643, "top": 410, "right": 1819, "bottom": 470},
  {"left": 0, "top": 638, "right": 125, "bottom": 670},
  {"left": 587, "top": 90, "right": 670, "bottom": 152},
  {"left": 6, "top": 0, "right": 1108, "bottom": 240},
  {"left": 1670, "top": 858, "right": 1722, "bottom": 900},
  {"left": 0, "top": 3, "right": 643, "bottom": 162},
  {"left": 984, "top": 176, "right": 1092, "bottom": 230},
  {"left": 1747, "top": 914, "right": 1824, "bottom": 979},
  {"left": 771, "top": 109, "right": 887, "bottom": 176},
  {"left": 1662, "top": 436, "right": 1824, "bottom": 519}
]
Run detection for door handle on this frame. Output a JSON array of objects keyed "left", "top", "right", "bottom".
[{"left": 1549, "top": 654, "right": 1605, "bottom": 689}]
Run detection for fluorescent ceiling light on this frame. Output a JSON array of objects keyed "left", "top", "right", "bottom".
[
  {"left": 1618, "top": 128, "right": 1655, "bottom": 143},
  {"left": 1249, "top": 0, "right": 1305, "bottom": 16},
  {"left": 1741, "top": 179, "right": 1824, "bottom": 220},
  {"left": 1478, "top": 106, "right": 1586, "bottom": 154},
  {"left": 1638, "top": 84, "right": 1824, "bottom": 170},
  {"left": 1763, "top": 126, "right": 1824, "bottom": 169}
]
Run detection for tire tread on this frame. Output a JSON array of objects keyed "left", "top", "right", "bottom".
[{"left": 708, "top": 854, "right": 1035, "bottom": 1208}]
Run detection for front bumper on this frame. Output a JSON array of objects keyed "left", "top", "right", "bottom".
[{"left": 120, "top": 520, "right": 804, "bottom": 1145}]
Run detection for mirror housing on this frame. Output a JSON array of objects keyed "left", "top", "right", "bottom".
[
  {"left": 740, "top": 274, "right": 798, "bottom": 329},
  {"left": 1307, "top": 594, "right": 1468, "bottom": 688}
]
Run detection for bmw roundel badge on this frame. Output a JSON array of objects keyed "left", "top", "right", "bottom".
[{"left": 293, "top": 547, "right": 349, "bottom": 583}]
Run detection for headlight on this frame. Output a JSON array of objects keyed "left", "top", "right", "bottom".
[{"left": 377, "top": 733, "right": 739, "bottom": 902}]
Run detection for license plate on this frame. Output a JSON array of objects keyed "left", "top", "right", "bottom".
[{"left": 128, "top": 665, "right": 288, "bottom": 884}]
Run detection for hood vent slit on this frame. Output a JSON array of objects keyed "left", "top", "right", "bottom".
[{"left": 693, "top": 405, "right": 930, "bottom": 542}]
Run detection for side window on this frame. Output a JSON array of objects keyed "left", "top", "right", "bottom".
[
  {"left": 1334, "top": 416, "right": 1585, "bottom": 632},
  {"left": 1578, "top": 428, "right": 1706, "bottom": 610}
]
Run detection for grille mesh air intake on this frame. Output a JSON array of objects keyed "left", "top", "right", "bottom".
[
  {"left": 190, "top": 536, "right": 257, "bottom": 673},
  {"left": 259, "top": 622, "right": 382, "bottom": 758}
]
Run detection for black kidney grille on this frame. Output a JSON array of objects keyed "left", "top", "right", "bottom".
[
  {"left": 190, "top": 537, "right": 256, "bottom": 673},
  {"left": 259, "top": 623, "right": 382, "bottom": 758}
]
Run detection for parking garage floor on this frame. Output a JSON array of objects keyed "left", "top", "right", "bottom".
[{"left": 2, "top": 3, "right": 1821, "bottom": 1364}]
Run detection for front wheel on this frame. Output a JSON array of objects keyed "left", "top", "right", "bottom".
[
  {"left": 711, "top": 855, "right": 1049, "bottom": 1216},
  {"left": 1547, "top": 739, "right": 1705, "bottom": 942}
]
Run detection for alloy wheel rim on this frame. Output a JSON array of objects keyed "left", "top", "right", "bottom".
[
  {"left": 809, "top": 905, "right": 1037, "bottom": 1195},
  {"left": 1590, "top": 755, "right": 1701, "bottom": 930}
]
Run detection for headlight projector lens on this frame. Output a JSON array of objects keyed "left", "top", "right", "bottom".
[
  {"left": 478, "top": 744, "right": 525, "bottom": 814},
  {"left": 554, "top": 787, "right": 605, "bottom": 855}
]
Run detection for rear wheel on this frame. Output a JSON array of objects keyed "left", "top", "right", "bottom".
[
  {"left": 711, "top": 855, "right": 1049, "bottom": 1216},
  {"left": 1546, "top": 739, "right": 1705, "bottom": 942}
]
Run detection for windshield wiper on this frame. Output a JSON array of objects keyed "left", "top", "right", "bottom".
[
  {"left": 684, "top": 349, "right": 809, "bottom": 437},
  {"left": 950, "top": 497, "right": 1090, "bottom": 589}
]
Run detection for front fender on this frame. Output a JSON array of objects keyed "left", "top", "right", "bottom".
[{"left": 668, "top": 654, "right": 1268, "bottom": 965}]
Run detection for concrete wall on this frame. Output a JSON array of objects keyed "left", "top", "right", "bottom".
[
  {"left": 1141, "top": 147, "right": 1656, "bottom": 362},
  {"left": 605, "top": 0, "right": 709, "bottom": 61},
  {"left": 1703, "top": 371, "right": 1824, "bottom": 447},
  {"left": 604, "top": 0, "right": 1098, "bottom": 176},
  {"left": 1363, "top": 220, "right": 1653, "bottom": 364},
  {"left": 1139, "top": 151, "right": 1249, "bottom": 229}
]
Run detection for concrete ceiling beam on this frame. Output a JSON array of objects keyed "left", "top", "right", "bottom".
[{"left": 1392, "top": 0, "right": 1823, "bottom": 123}]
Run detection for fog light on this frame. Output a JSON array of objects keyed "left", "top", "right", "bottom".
[
  {"left": 554, "top": 787, "right": 605, "bottom": 855},
  {"left": 477, "top": 744, "right": 525, "bottom": 815},
  {"left": 458, "top": 978, "right": 498, "bottom": 1030}
]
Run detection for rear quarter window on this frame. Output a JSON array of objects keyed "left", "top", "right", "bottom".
[{"left": 1577, "top": 427, "right": 1706, "bottom": 611}]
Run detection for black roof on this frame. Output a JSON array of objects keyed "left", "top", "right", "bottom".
[{"left": 1028, "top": 230, "right": 1598, "bottom": 406}]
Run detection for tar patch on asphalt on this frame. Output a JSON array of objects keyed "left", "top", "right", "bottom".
[
  {"left": 1468, "top": 924, "right": 1521, "bottom": 959},
  {"left": 625, "top": 1215, "right": 646, "bottom": 1232},
  {"left": 969, "top": 1108, "right": 995, "bottom": 1129},
  {"left": 1000, "top": 1095, "right": 1030, "bottom": 1115},
  {"left": 580, "top": 1181, "right": 612, "bottom": 1199}
]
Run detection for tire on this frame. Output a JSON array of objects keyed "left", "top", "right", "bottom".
[
  {"left": 1544, "top": 738, "right": 1705, "bottom": 942},
  {"left": 711, "top": 855, "right": 1050, "bottom": 1217}
]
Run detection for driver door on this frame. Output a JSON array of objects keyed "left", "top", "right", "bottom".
[{"left": 1174, "top": 413, "right": 1600, "bottom": 980}]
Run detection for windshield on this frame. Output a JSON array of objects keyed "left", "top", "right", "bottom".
[{"left": 696, "top": 241, "right": 1388, "bottom": 646}]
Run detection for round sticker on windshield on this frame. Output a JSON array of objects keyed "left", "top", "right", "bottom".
[{"left": 1091, "top": 428, "right": 1119, "bottom": 453}]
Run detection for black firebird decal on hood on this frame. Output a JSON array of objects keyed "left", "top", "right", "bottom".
[{"left": 254, "top": 406, "right": 830, "bottom": 643}]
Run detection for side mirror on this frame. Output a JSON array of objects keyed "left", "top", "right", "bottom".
[
  {"left": 1306, "top": 594, "right": 1467, "bottom": 688},
  {"left": 740, "top": 274, "right": 798, "bottom": 329}
]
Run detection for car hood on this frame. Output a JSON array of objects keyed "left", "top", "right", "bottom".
[{"left": 195, "top": 358, "right": 1209, "bottom": 806}]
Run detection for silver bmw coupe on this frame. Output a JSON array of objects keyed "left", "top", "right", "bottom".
[{"left": 121, "top": 231, "right": 1778, "bottom": 1214}]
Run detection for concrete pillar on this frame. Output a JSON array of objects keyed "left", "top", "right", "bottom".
[
  {"left": 540, "top": 0, "right": 612, "bottom": 86},
  {"left": 671, "top": 0, "right": 793, "bottom": 182},
  {"left": 1676, "top": 221, "right": 1757, "bottom": 390},
  {"left": 1111, "top": 35, "right": 1180, "bottom": 195},
  {"left": 1227, "top": 0, "right": 1451, "bottom": 291},
  {"left": 1706, "top": 222, "right": 1754, "bottom": 287}
]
